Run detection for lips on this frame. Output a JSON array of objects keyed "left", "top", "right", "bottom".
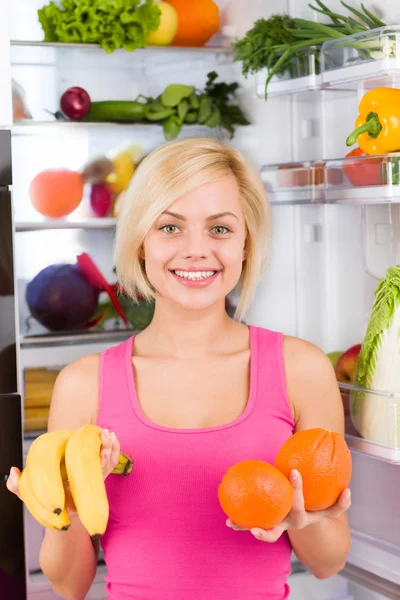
[{"left": 169, "top": 269, "right": 221, "bottom": 288}]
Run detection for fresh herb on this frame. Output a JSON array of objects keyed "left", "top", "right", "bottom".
[
  {"left": 38, "top": 0, "right": 161, "bottom": 54},
  {"left": 204, "top": 71, "right": 250, "bottom": 137},
  {"left": 232, "top": 15, "right": 298, "bottom": 78},
  {"left": 233, "top": 1, "right": 386, "bottom": 99},
  {"left": 141, "top": 72, "right": 249, "bottom": 140}
]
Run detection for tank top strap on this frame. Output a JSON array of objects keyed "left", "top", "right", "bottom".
[
  {"left": 251, "top": 326, "right": 294, "bottom": 431},
  {"left": 96, "top": 335, "right": 134, "bottom": 429}
]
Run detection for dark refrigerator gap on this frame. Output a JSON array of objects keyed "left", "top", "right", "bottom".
[{"left": 0, "top": 129, "right": 26, "bottom": 600}]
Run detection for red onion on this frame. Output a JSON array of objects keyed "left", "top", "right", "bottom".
[
  {"left": 90, "top": 183, "right": 113, "bottom": 217},
  {"left": 60, "top": 87, "right": 91, "bottom": 120}
]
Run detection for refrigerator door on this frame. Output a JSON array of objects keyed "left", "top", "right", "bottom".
[
  {"left": 0, "top": 394, "right": 26, "bottom": 600},
  {"left": 0, "top": 128, "right": 26, "bottom": 598}
]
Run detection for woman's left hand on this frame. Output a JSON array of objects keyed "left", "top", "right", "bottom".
[{"left": 226, "top": 469, "right": 351, "bottom": 543}]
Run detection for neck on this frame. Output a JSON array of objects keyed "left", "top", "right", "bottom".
[{"left": 140, "top": 296, "right": 238, "bottom": 358}]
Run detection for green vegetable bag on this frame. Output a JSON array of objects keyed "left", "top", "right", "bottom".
[{"left": 351, "top": 265, "right": 400, "bottom": 448}]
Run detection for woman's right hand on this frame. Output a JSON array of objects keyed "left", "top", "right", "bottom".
[{"left": 6, "top": 428, "right": 121, "bottom": 513}]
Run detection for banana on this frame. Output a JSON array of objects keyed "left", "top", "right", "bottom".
[
  {"left": 65, "top": 424, "right": 109, "bottom": 538},
  {"left": 112, "top": 451, "right": 134, "bottom": 476},
  {"left": 60, "top": 450, "right": 133, "bottom": 481},
  {"left": 25, "top": 430, "right": 73, "bottom": 515},
  {"left": 19, "top": 470, "right": 70, "bottom": 531}
]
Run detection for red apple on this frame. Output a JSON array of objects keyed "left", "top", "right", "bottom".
[
  {"left": 335, "top": 344, "right": 362, "bottom": 384},
  {"left": 335, "top": 344, "right": 362, "bottom": 436}
]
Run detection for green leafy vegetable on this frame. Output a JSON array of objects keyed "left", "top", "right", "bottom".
[
  {"left": 232, "top": 15, "right": 298, "bottom": 78},
  {"left": 38, "top": 0, "right": 161, "bottom": 54},
  {"left": 93, "top": 292, "right": 155, "bottom": 331},
  {"left": 139, "top": 71, "right": 249, "bottom": 140},
  {"left": 233, "top": 1, "right": 386, "bottom": 99},
  {"left": 204, "top": 71, "right": 250, "bottom": 137},
  {"left": 350, "top": 265, "right": 400, "bottom": 447}
]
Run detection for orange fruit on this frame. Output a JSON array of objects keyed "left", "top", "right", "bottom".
[
  {"left": 167, "top": 0, "right": 220, "bottom": 47},
  {"left": 274, "top": 428, "right": 352, "bottom": 511},
  {"left": 29, "top": 169, "right": 84, "bottom": 218},
  {"left": 218, "top": 460, "right": 293, "bottom": 530}
]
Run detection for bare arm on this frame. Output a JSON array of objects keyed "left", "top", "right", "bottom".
[
  {"left": 38, "top": 355, "right": 100, "bottom": 600},
  {"left": 284, "top": 337, "right": 351, "bottom": 579}
]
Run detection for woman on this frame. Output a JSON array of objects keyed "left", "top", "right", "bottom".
[{"left": 8, "top": 138, "right": 351, "bottom": 600}]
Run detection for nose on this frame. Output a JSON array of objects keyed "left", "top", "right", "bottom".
[{"left": 181, "top": 230, "right": 209, "bottom": 260}]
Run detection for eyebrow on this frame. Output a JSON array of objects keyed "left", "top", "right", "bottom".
[{"left": 161, "top": 210, "right": 238, "bottom": 221}]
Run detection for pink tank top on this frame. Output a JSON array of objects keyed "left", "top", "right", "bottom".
[{"left": 96, "top": 325, "right": 294, "bottom": 600}]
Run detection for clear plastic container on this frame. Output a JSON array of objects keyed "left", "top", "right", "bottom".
[
  {"left": 325, "top": 153, "right": 400, "bottom": 204},
  {"left": 256, "top": 47, "right": 321, "bottom": 98},
  {"left": 321, "top": 26, "right": 400, "bottom": 89},
  {"left": 341, "top": 382, "right": 400, "bottom": 460},
  {"left": 260, "top": 160, "right": 342, "bottom": 204}
]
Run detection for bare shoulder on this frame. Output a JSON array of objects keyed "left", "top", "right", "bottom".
[
  {"left": 282, "top": 336, "right": 344, "bottom": 433},
  {"left": 47, "top": 354, "right": 100, "bottom": 431},
  {"left": 283, "top": 335, "right": 333, "bottom": 374}
]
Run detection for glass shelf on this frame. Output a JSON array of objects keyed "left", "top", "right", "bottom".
[
  {"left": 11, "top": 121, "right": 224, "bottom": 136},
  {"left": 15, "top": 217, "right": 117, "bottom": 231},
  {"left": 10, "top": 39, "right": 232, "bottom": 53},
  {"left": 19, "top": 329, "right": 135, "bottom": 369},
  {"left": 322, "top": 26, "right": 400, "bottom": 90},
  {"left": 256, "top": 48, "right": 321, "bottom": 98},
  {"left": 261, "top": 155, "right": 400, "bottom": 205},
  {"left": 260, "top": 161, "right": 342, "bottom": 205},
  {"left": 341, "top": 382, "right": 400, "bottom": 463},
  {"left": 10, "top": 39, "right": 232, "bottom": 70},
  {"left": 326, "top": 153, "right": 400, "bottom": 204}
]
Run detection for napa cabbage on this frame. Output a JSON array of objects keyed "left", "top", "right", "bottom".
[{"left": 350, "top": 265, "right": 400, "bottom": 447}]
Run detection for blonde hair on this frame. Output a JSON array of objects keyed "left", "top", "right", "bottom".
[{"left": 114, "top": 138, "right": 271, "bottom": 322}]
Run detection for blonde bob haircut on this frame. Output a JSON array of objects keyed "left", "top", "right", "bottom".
[{"left": 114, "top": 137, "right": 271, "bottom": 322}]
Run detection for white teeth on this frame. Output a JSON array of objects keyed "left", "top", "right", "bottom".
[{"left": 173, "top": 270, "right": 216, "bottom": 280}]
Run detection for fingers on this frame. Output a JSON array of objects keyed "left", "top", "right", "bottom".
[
  {"left": 250, "top": 523, "right": 286, "bottom": 543},
  {"left": 226, "top": 519, "right": 248, "bottom": 531},
  {"left": 100, "top": 429, "right": 120, "bottom": 479},
  {"left": 226, "top": 518, "right": 286, "bottom": 543},
  {"left": 110, "top": 432, "right": 120, "bottom": 470},
  {"left": 289, "top": 470, "right": 305, "bottom": 512},
  {"left": 285, "top": 469, "right": 309, "bottom": 529},
  {"left": 323, "top": 488, "right": 352, "bottom": 519},
  {"left": 6, "top": 467, "right": 21, "bottom": 499}
]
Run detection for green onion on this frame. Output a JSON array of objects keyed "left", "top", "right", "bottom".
[{"left": 232, "top": 1, "right": 386, "bottom": 100}]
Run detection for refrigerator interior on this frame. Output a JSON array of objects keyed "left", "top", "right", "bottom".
[{"left": 6, "top": 0, "right": 400, "bottom": 598}]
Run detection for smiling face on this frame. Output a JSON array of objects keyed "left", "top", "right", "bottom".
[{"left": 141, "top": 175, "right": 247, "bottom": 314}]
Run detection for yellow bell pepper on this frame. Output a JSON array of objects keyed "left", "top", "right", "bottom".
[{"left": 346, "top": 88, "right": 400, "bottom": 156}]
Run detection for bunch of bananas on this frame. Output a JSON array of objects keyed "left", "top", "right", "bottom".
[{"left": 20, "top": 424, "right": 133, "bottom": 538}]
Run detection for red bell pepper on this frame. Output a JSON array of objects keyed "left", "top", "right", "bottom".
[{"left": 343, "top": 147, "right": 385, "bottom": 187}]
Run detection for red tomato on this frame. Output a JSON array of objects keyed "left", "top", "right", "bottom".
[{"left": 343, "top": 147, "right": 385, "bottom": 187}]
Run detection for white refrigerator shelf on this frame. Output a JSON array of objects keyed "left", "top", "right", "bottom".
[{"left": 19, "top": 330, "right": 135, "bottom": 369}]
